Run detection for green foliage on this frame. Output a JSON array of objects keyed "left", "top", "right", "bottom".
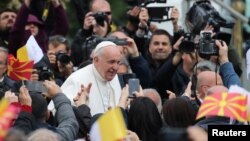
[{"left": 108, "top": 0, "right": 128, "bottom": 26}]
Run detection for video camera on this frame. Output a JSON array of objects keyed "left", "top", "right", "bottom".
[
  {"left": 179, "top": 31, "right": 219, "bottom": 59},
  {"left": 126, "top": 0, "right": 173, "bottom": 22},
  {"left": 186, "top": 0, "right": 234, "bottom": 35},
  {"left": 56, "top": 51, "right": 71, "bottom": 66}
]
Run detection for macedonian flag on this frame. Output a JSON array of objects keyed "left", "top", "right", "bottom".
[
  {"left": 7, "top": 55, "right": 34, "bottom": 81},
  {"left": 196, "top": 92, "right": 248, "bottom": 122}
]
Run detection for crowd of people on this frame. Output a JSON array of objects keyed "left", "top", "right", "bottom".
[{"left": 0, "top": 0, "right": 247, "bottom": 141}]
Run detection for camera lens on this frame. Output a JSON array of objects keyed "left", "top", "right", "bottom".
[
  {"left": 56, "top": 52, "right": 71, "bottom": 65},
  {"left": 37, "top": 67, "right": 52, "bottom": 81},
  {"left": 93, "top": 12, "right": 107, "bottom": 26}
]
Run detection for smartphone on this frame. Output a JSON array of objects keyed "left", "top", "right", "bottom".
[
  {"left": 128, "top": 78, "right": 140, "bottom": 98},
  {"left": 25, "top": 81, "right": 47, "bottom": 93}
]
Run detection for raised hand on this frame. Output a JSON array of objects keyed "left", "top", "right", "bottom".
[
  {"left": 171, "top": 7, "right": 180, "bottom": 32},
  {"left": 83, "top": 12, "right": 94, "bottom": 30},
  {"left": 138, "top": 7, "right": 149, "bottom": 28},
  {"left": 73, "top": 83, "right": 92, "bottom": 106},
  {"left": 19, "top": 85, "right": 32, "bottom": 106},
  {"left": 43, "top": 80, "right": 62, "bottom": 98}
]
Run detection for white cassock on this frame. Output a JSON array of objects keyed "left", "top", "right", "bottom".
[{"left": 48, "top": 64, "right": 121, "bottom": 116}]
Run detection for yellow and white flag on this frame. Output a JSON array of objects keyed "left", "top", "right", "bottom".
[
  {"left": 90, "top": 108, "right": 127, "bottom": 141},
  {"left": 17, "top": 35, "right": 43, "bottom": 63}
]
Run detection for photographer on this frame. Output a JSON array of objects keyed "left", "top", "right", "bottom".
[
  {"left": 185, "top": 0, "right": 242, "bottom": 77},
  {"left": 47, "top": 35, "right": 73, "bottom": 83},
  {"left": 71, "top": 0, "right": 112, "bottom": 66}
]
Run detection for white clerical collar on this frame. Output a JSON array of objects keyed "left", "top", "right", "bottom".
[{"left": 92, "top": 65, "right": 106, "bottom": 82}]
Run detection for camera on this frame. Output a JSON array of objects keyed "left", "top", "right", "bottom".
[
  {"left": 126, "top": 0, "right": 167, "bottom": 7},
  {"left": 93, "top": 12, "right": 109, "bottom": 27},
  {"left": 186, "top": 1, "right": 234, "bottom": 35},
  {"left": 126, "top": 0, "right": 171, "bottom": 22},
  {"left": 36, "top": 66, "right": 53, "bottom": 81},
  {"left": 56, "top": 51, "right": 71, "bottom": 66},
  {"left": 178, "top": 31, "right": 219, "bottom": 59},
  {"left": 179, "top": 33, "right": 196, "bottom": 53},
  {"left": 198, "top": 32, "right": 218, "bottom": 58},
  {"left": 147, "top": 6, "right": 173, "bottom": 22},
  {"left": 85, "top": 35, "right": 128, "bottom": 49},
  {"left": 207, "top": 17, "right": 220, "bottom": 30},
  {"left": 82, "top": 35, "right": 128, "bottom": 61}
]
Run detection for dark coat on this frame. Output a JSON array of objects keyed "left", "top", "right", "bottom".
[
  {"left": 0, "top": 75, "right": 16, "bottom": 98},
  {"left": 8, "top": 4, "right": 69, "bottom": 57}
]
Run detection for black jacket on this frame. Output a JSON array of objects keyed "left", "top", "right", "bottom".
[{"left": 0, "top": 75, "right": 16, "bottom": 98}]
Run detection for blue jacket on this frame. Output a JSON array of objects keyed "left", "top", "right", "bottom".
[{"left": 219, "top": 62, "right": 241, "bottom": 88}]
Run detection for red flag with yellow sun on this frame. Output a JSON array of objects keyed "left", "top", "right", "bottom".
[
  {"left": 196, "top": 92, "right": 248, "bottom": 122},
  {"left": 7, "top": 55, "right": 34, "bottom": 81}
]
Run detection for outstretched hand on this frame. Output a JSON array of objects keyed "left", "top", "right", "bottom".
[{"left": 73, "top": 83, "right": 92, "bottom": 106}]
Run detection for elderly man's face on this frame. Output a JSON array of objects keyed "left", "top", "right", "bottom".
[
  {"left": 149, "top": 35, "right": 172, "bottom": 61},
  {"left": 94, "top": 45, "right": 122, "bottom": 81}
]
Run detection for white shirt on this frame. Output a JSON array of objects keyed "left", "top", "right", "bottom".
[{"left": 54, "top": 64, "right": 121, "bottom": 116}]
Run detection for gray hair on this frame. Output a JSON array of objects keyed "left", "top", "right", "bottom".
[
  {"left": 0, "top": 47, "right": 8, "bottom": 65},
  {"left": 27, "top": 129, "right": 61, "bottom": 141},
  {"left": 195, "top": 60, "right": 219, "bottom": 73},
  {"left": 93, "top": 47, "right": 105, "bottom": 58},
  {"left": 0, "top": 46, "right": 8, "bottom": 54},
  {"left": 143, "top": 88, "right": 162, "bottom": 113}
]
